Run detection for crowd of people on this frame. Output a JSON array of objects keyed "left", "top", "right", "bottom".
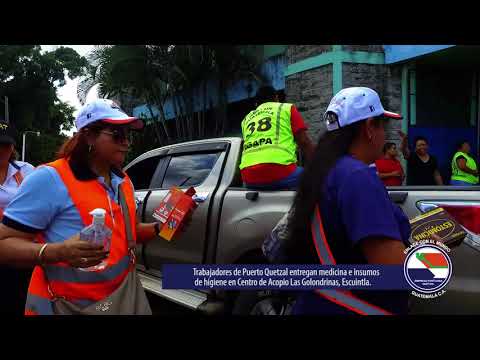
[
  {"left": 0, "top": 83, "right": 477, "bottom": 316},
  {"left": 374, "top": 134, "right": 478, "bottom": 187},
  {"left": 242, "top": 86, "right": 479, "bottom": 192},
  {"left": 243, "top": 86, "right": 476, "bottom": 315},
  {"left": 245, "top": 86, "right": 410, "bottom": 314}
]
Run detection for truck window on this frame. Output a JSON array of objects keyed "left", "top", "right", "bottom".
[
  {"left": 125, "top": 155, "right": 162, "bottom": 190},
  {"left": 162, "top": 153, "right": 220, "bottom": 188}
]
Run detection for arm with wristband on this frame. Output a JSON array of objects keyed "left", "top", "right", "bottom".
[{"left": 0, "top": 167, "right": 107, "bottom": 269}]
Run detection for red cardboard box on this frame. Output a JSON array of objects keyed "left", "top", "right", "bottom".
[{"left": 153, "top": 187, "right": 196, "bottom": 241}]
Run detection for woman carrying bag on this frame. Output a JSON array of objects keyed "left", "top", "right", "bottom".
[{"left": 0, "top": 99, "right": 165, "bottom": 315}]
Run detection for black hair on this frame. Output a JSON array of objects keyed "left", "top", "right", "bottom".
[
  {"left": 0, "top": 142, "right": 18, "bottom": 165},
  {"left": 256, "top": 86, "right": 277, "bottom": 104},
  {"left": 9, "top": 149, "right": 18, "bottom": 163},
  {"left": 456, "top": 140, "right": 470, "bottom": 151},
  {"left": 285, "top": 113, "right": 383, "bottom": 264},
  {"left": 383, "top": 142, "right": 396, "bottom": 154},
  {"left": 414, "top": 136, "right": 428, "bottom": 146}
]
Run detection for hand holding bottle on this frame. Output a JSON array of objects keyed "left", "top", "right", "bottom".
[
  {"left": 61, "top": 233, "right": 109, "bottom": 268},
  {"left": 78, "top": 208, "right": 112, "bottom": 271}
]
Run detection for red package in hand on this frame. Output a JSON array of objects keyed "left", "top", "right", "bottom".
[{"left": 152, "top": 187, "right": 196, "bottom": 241}]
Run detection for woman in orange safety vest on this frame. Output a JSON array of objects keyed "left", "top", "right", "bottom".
[{"left": 0, "top": 99, "right": 166, "bottom": 315}]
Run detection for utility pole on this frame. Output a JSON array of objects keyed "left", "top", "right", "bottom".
[
  {"left": 5, "top": 96, "right": 9, "bottom": 124},
  {"left": 22, "top": 131, "right": 40, "bottom": 162},
  {"left": 0, "top": 96, "right": 8, "bottom": 123}
]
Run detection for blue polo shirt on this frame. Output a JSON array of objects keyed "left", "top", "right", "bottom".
[
  {"left": 292, "top": 155, "right": 411, "bottom": 315},
  {"left": 0, "top": 161, "right": 35, "bottom": 211},
  {"left": 2, "top": 163, "right": 129, "bottom": 242}
]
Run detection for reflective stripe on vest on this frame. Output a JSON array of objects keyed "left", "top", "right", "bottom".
[
  {"left": 314, "top": 289, "right": 393, "bottom": 315},
  {"left": 25, "top": 293, "right": 55, "bottom": 315},
  {"left": 451, "top": 151, "right": 479, "bottom": 184},
  {"left": 43, "top": 255, "right": 131, "bottom": 283},
  {"left": 24, "top": 158, "right": 138, "bottom": 314},
  {"left": 239, "top": 102, "right": 297, "bottom": 169},
  {"left": 310, "top": 205, "right": 393, "bottom": 315}
]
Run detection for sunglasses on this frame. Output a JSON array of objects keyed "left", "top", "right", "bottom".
[{"left": 99, "top": 128, "right": 133, "bottom": 143}]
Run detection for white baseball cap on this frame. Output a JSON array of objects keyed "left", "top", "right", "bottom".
[
  {"left": 324, "top": 87, "right": 402, "bottom": 132},
  {"left": 75, "top": 99, "right": 144, "bottom": 131}
]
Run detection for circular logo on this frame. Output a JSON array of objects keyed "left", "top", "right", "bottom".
[{"left": 404, "top": 244, "right": 452, "bottom": 294}]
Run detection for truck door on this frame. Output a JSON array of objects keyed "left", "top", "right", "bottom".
[
  {"left": 141, "top": 142, "right": 228, "bottom": 275},
  {"left": 124, "top": 152, "right": 167, "bottom": 267}
]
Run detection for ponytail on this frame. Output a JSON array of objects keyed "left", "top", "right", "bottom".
[{"left": 285, "top": 114, "right": 362, "bottom": 263}]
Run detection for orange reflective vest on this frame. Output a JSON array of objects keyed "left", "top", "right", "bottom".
[
  {"left": 310, "top": 205, "right": 393, "bottom": 315},
  {"left": 24, "top": 158, "right": 137, "bottom": 315}
]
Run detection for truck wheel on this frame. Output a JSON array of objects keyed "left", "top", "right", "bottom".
[{"left": 232, "top": 290, "right": 293, "bottom": 315}]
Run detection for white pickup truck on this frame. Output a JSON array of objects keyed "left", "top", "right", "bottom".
[{"left": 124, "top": 137, "right": 480, "bottom": 315}]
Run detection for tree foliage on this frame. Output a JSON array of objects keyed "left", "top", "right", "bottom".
[
  {"left": 78, "top": 45, "right": 265, "bottom": 157},
  {"left": 0, "top": 45, "right": 89, "bottom": 165}
]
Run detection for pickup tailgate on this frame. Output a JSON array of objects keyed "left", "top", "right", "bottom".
[{"left": 389, "top": 187, "right": 480, "bottom": 314}]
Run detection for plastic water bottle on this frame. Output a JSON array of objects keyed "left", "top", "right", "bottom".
[{"left": 79, "top": 208, "right": 112, "bottom": 272}]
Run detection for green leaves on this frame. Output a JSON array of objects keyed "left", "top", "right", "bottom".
[
  {"left": 0, "top": 45, "right": 89, "bottom": 165},
  {"left": 78, "top": 45, "right": 265, "bottom": 155}
]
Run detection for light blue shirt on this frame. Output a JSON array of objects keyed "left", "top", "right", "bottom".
[
  {"left": 4, "top": 165, "right": 128, "bottom": 243},
  {"left": 0, "top": 161, "right": 35, "bottom": 210}
]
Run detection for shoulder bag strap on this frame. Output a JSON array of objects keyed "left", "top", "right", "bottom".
[{"left": 118, "top": 187, "right": 135, "bottom": 250}]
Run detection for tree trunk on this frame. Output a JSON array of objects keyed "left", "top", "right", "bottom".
[
  {"left": 217, "top": 79, "right": 228, "bottom": 137},
  {"left": 157, "top": 102, "right": 172, "bottom": 143},
  {"left": 202, "top": 80, "right": 207, "bottom": 138},
  {"left": 172, "top": 95, "right": 181, "bottom": 143},
  {"left": 180, "top": 95, "right": 188, "bottom": 141},
  {"left": 146, "top": 104, "right": 163, "bottom": 144},
  {"left": 150, "top": 89, "right": 172, "bottom": 144},
  {"left": 177, "top": 97, "right": 186, "bottom": 142},
  {"left": 196, "top": 110, "right": 201, "bottom": 140},
  {"left": 185, "top": 91, "right": 195, "bottom": 141},
  {"left": 214, "top": 80, "right": 220, "bottom": 137}
]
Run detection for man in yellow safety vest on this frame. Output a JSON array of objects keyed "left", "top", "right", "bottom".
[{"left": 239, "top": 86, "right": 315, "bottom": 190}]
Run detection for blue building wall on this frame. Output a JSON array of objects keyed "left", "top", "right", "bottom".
[
  {"left": 383, "top": 45, "right": 455, "bottom": 64},
  {"left": 133, "top": 55, "right": 286, "bottom": 121}
]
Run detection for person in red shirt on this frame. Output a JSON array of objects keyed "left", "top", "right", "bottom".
[
  {"left": 375, "top": 142, "right": 405, "bottom": 186},
  {"left": 240, "top": 86, "right": 315, "bottom": 190}
]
